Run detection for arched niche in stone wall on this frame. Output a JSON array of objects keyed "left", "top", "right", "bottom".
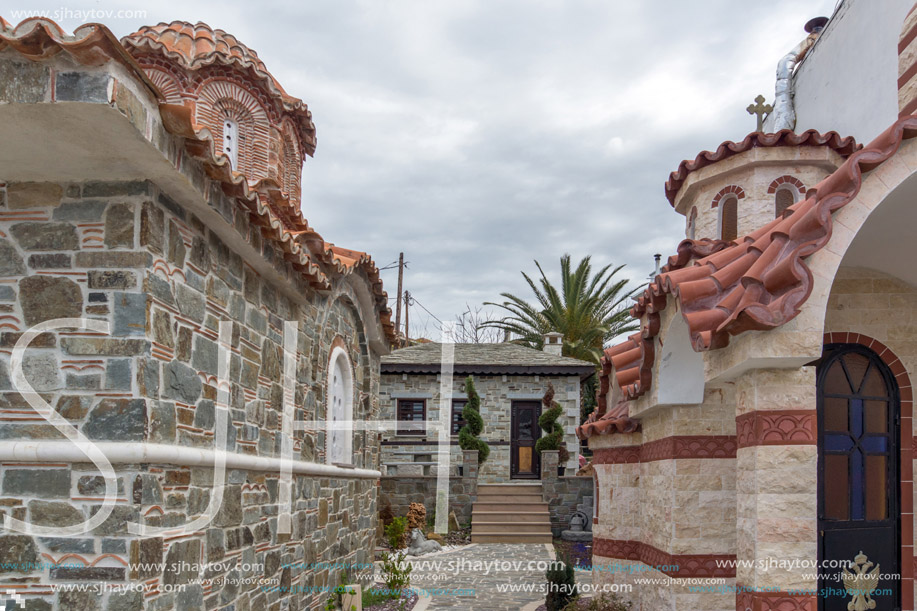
[{"left": 656, "top": 312, "right": 705, "bottom": 405}]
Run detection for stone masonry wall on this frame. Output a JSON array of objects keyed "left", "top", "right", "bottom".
[
  {"left": 380, "top": 372, "right": 581, "bottom": 483},
  {"left": 0, "top": 180, "right": 382, "bottom": 610},
  {"left": 539, "top": 451, "right": 594, "bottom": 536},
  {"left": 379, "top": 450, "right": 479, "bottom": 526}
]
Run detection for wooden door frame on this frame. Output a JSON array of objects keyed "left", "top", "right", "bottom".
[
  {"left": 817, "top": 342, "right": 901, "bottom": 611},
  {"left": 510, "top": 400, "right": 542, "bottom": 480}
]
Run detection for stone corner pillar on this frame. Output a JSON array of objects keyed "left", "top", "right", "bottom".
[
  {"left": 735, "top": 367, "right": 818, "bottom": 610},
  {"left": 541, "top": 450, "right": 559, "bottom": 481}
]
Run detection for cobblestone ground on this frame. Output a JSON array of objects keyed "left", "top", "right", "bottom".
[{"left": 408, "top": 543, "right": 554, "bottom": 610}]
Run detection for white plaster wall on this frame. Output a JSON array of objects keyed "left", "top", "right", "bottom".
[{"left": 783, "top": 0, "right": 911, "bottom": 143}]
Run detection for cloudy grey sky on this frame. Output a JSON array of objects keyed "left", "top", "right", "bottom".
[{"left": 4, "top": 0, "right": 838, "bottom": 337}]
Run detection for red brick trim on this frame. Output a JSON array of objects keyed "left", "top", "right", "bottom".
[
  {"left": 823, "top": 332, "right": 914, "bottom": 610},
  {"left": 592, "top": 435, "right": 736, "bottom": 464},
  {"left": 593, "top": 537, "right": 735, "bottom": 578},
  {"left": 735, "top": 410, "right": 816, "bottom": 448},
  {"left": 712, "top": 185, "right": 745, "bottom": 208},
  {"left": 593, "top": 446, "right": 641, "bottom": 464},
  {"left": 767, "top": 175, "right": 805, "bottom": 194},
  {"left": 735, "top": 589, "right": 817, "bottom": 610}
]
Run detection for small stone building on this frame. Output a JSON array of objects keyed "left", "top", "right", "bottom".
[
  {"left": 0, "top": 17, "right": 393, "bottom": 610},
  {"left": 581, "top": 3, "right": 917, "bottom": 610},
  {"left": 380, "top": 340, "right": 594, "bottom": 481}
]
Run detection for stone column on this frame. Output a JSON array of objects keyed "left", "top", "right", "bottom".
[
  {"left": 735, "top": 368, "right": 817, "bottom": 609},
  {"left": 460, "top": 449, "right": 479, "bottom": 524},
  {"left": 541, "top": 450, "right": 560, "bottom": 535},
  {"left": 541, "top": 449, "right": 559, "bottom": 481}
]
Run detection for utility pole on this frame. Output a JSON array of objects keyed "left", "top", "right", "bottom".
[
  {"left": 403, "top": 290, "right": 410, "bottom": 346},
  {"left": 394, "top": 252, "right": 404, "bottom": 339}
]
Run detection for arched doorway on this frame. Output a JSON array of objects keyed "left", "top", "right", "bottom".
[{"left": 818, "top": 343, "right": 900, "bottom": 610}]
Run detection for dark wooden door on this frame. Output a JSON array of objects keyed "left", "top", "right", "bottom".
[
  {"left": 818, "top": 344, "right": 899, "bottom": 611},
  {"left": 511, "top": 401, "right": 541, "bottom": 479}
]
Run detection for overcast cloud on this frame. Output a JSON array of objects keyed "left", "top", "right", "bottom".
[{"left": 2, "top": 0, "right": 839, "bottom": 337}]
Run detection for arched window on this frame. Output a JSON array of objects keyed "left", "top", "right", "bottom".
[
  {"left": 687, "top": 206, "right": 698, "bottom": 240},
  {"left": 281, "top": 126, "right": 301, "bottom": 200},
  {"left": 775, "top": 188, "right": 795, "bottom": 218},
  {"left": 196, "top": 80, "right": 270, "bottom": 181},
  {"left": 326, "top": 346, "right": 353, "bottom": 465},
  {"left": 223, "top": 118, "right": 239, "bottom": 169},
  {"left": 720, "top": 195, "right": 738, "bottom": 241}
]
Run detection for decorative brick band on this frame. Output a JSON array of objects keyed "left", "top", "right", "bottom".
[
  {"left": 735, "top": 589, "right": 817, "bottom": 611},
  {"left": 767, "top": 174, "right": 805, "bottom": 195},
  {"left": 735, "top": 410, "right": 817, "bottom": 448},
  {"left": 900, "top": 2, "right": 917, "bottom": 116},
  {"left": 712, "top": 185, "right": 745, "bottom": 208},
  {"left": 593, "top": 537, "right": 735, "bottom": 578},
  {"left": 593, "top": 435, "right": 736, "bottom": 465}
]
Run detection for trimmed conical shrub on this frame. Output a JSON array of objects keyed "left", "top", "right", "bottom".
[
  {"left": 535, "top": 383, "right": 569, "bottom": 463},
  {"left": 458, "top": 375, "right": 490, "bottom": 463}
]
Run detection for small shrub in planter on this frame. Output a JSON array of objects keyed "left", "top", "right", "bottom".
[
  {"left": 535, "top": 383, "right": 570, "bottom": 469},
  {"left": 458, "top": 376, "right": 490, "bottom": 463},
  {"left": 545, "top": 553, "right": 576, "bottom": 611},
  {"left": 385, "top": 516, "right": 407, "bottom": 550}
]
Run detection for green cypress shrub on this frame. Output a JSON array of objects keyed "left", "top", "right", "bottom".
[
  {"left": 545, "top": 553, "right": 576, "bottom": 610},
  {"left": 458, "top": 376, "right": 490, "bottom": 463},
  {"left": 535, "top": 383, "right": 570, "bottom": 464}
]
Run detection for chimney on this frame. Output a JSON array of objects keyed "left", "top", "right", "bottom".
[{"left": 543, "top": 332, "right": 564, "bottom": 356}]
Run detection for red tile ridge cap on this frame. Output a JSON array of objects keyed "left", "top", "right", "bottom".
[
  {"left": 665, "top": 129, "right": 860, "bottom": 206},
  {"left": 583, "top": 114, "right": 917, "bottom": 432}
]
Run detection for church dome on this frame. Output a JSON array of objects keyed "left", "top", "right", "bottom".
[
  {"left": 122, "top": 20, "right": 316, "bottom": 204},
  {"left": 122, "top": 21, "right": 284, "bottom": 92}
]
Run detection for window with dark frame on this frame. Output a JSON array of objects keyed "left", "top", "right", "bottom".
[
  {"left": 397, "top": 399, "right": 426, "bottom": 435},
  {"left": 451, "top": 399, "right": 468, "bottom": 435}
]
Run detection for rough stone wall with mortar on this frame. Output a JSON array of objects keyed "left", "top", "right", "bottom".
[
  {"left": 379, "top": 451, "right": 478, "bottom": 525},
  {"left": 0, "top": 179, "right": 383, "bottom": 609},
  {"left": 380, "top": 372, "right": 581, "bottom": 482},
  {"left": 538, "top": 451, "right": 593, "bottom": 536}
]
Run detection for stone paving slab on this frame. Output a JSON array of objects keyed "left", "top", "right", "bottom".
[{"left": 406, "top": 543, "right": 555, "bottom": 610}]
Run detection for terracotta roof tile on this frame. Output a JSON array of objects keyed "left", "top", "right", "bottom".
[
  {"left": 579, "top": 115, "right": 917, "bottom": 439},
  {"left": 665, "top": 129, "right": 860, "bottom": 206}
]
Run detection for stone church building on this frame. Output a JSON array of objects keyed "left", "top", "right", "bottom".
[
  {"left": 579, "top": 1, "right": 917, "bottom": 610},
  {"left": 0, "top": 17, "right": 393, "bottom": 610}
]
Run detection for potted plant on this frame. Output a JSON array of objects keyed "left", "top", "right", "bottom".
[
  {"left": 535, "top": 383, "right": 570, "bottom": 475},
  {"left": 458, "top": 376, "right": 490, "bottom": 463}
]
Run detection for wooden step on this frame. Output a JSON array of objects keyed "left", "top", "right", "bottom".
[
  {"left": 476, "top": 492, "right": 544, "bottom": 503},
  {"left": 471, "top": 533, "right": 553, "bottom": 544},
  {"left": 472, "top": 511, "right": 549, "bottom": 523},
  {"left": 471, "top": 522, "right": 550, "bottom": 534}
]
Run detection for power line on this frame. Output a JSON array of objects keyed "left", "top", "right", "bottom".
[{"left": 409, "top": 295, "right": 443, "bottom": 325}]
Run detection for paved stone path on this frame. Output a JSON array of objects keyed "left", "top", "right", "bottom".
[{"left": 406, "top": 543, "right": 555, "bottom": 610}]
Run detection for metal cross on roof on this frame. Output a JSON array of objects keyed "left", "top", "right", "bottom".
[{"left": 747, "top": 95, "right": 773, "bottom": 132}]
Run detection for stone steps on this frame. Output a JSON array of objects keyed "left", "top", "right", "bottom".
[
  {"left": 472, "top": 511, "right": 549, "bottom": 523},
  {"left": 470, "top": 482, "right": 552, "bottom": 543}
]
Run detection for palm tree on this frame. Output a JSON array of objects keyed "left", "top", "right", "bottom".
[{"left": 484, "top": 254, "right": 642, "bottom": 365}]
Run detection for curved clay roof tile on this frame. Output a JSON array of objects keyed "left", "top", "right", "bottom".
[{"left": 665, "top": 129, "right": 860, "bottom": 206}]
